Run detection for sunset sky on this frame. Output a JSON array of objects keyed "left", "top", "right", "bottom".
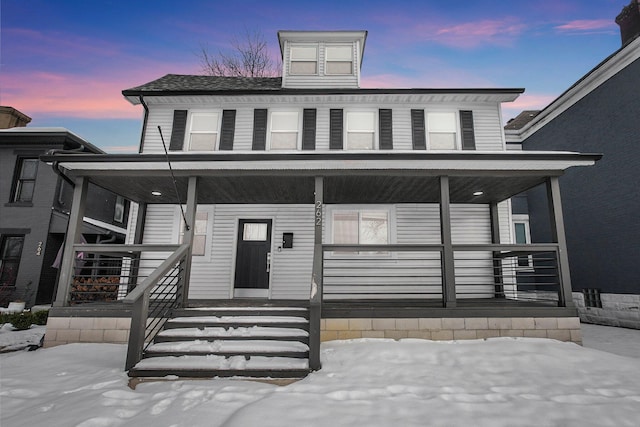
[{"left": 1, "top": 0, "right": 626, "bottom": 152}]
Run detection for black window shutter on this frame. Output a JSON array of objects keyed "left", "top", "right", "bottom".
[
  {"left": 459, "top": 110, "right": 476, "bottom": 150},
  {"left": 302, "top": 108, "right": 317, "bottom": 150},
  {"left": 219, "top": 110, "right": 236, "bottom": 150},
  {"left": 252, "top": 109, "right": 267, "bottom": 150},
  {"left": 379, "top": 109, "right": 393, "bottom": 150},
  {"left": 169, "top": 110, "right": 188, "bottom": 151},
  {"left": 329, "top": 109, "right": 343, "bottom": 150},
  {"left": 411, "top": 109, "right": 426, "bottom": 150}
]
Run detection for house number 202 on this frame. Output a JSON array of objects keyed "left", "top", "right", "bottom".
[{"left": 315, "top": 201, "right": 322, "bottom": 226}]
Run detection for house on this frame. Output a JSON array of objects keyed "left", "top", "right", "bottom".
[
  {"left": 42, "top": 30, "right": 600, "bottom": 378},
  {"left": 0, "top": 119, "right": 130, "bottom": 307},
  {"left": 505, "top": 0, "right": 640, "bottom": 330}
]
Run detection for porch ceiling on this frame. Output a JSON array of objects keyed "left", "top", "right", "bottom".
[{"left": 86, "top": 173, "right": 549, "bottom": 205}]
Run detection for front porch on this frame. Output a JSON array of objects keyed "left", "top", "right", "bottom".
[{"left": 42, "top": 151, "right": 599, "bottom": 374}]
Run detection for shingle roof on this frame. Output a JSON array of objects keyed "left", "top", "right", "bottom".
[
  {"left": 504, "top": 110, "right": 541, "bottom": 130},
  {"left": 123, "top": 74, "right": 282, "bottom": 94}
]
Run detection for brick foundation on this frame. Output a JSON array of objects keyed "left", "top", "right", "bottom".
[
  {"left": 573, "top": 292, "right": 640, "bottom": 329},
  {"left": 43, "top": 316, "right": 131, "bottom": 348},
  {"left": 320, "top": 317, "right": 582, "bottom": 344}
]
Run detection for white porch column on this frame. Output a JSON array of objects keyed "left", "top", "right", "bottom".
[{"left": 53, "top": 176, "right": 88, "bottom": 307}]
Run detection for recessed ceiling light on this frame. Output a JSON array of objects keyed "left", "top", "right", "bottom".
[
  {"left": 151, "top": 191, "right": 162, "bottom": 197},
  {"left": 473, "top": 191, "right": 484, "bottom": 196}
]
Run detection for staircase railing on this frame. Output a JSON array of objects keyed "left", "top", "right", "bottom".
[{"left": 123, "top": 244, "right": 190, "bottom": 370}]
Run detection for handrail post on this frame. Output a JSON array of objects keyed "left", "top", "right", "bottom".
[
  {"left": 309, "top": 176, "right": 324, "bottom": 371},
  {"left": 125, "top": 289, "right": 150, "bottom": 370},
  {"left": 490, "top": 202, "right": 505, "bottom": 298}
]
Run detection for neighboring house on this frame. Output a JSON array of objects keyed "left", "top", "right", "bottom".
[
  {"left": 43, "top": 30, "right": 600, "bottom": 378},
  {"left": 505, "top": 1, "right": 640, "bottom": 329},
  {"left": 0, "top": 122, "right": 130, "bottom": 307}
]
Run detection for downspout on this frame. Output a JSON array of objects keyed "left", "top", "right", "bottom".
[{"left": 138, "top": 96, "right": 149, "bottom": 153}]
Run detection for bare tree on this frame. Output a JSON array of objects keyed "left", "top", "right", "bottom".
[{"left": 200, "top": 29, "right": 281, "bottom": 77}]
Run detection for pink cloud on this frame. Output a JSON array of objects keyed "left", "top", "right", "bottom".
[
  {"left": 502, "top": 93, "right": 557, "bottom": 123},
  {"left": 555, "top": 19, "right": 615, "bottom": 33},
  {"left": 431, "top": 19, "right": 527, "bottom": 48}
]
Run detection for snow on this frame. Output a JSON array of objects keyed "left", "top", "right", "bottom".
[
  {"left": 157, "top": 326, "right": 308, "bottom": 338},
  {"left": 146, "top": 339, "right": 309, "bottom": 353},
  {"left": 168, "top": 316, "right": 308, "bottom": 324},
  {"left": 134, "top": 354, "right": 309, "bottom": 371},
  {"left": 0, "top": 324, "right": 45, "bottom": 352},
  {"left": 2, "top": 326, "right": 640, "bottom": 427}
]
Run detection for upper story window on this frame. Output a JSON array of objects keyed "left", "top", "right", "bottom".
[
  {"left": 427, "top": 112, "right": 458, "bottom": 150},
  {"left": 325, "top": 45, "right": 353, "bottom": 75},
  {"left": 346, "top": 111, "right": 376, "bottom": 150},
  {"left": 12, "top": 158, "right": 38, "bottom": 203},
  {"left": 0, "top": 235, "right": 24, "bottom": 287},
  {"left": 290, "top": 46, "right": 318, "bottom": 75},
  {"left": 269, "top": 111, "right": 299, "bottom": 150},
  {"left": 187, "top": 112, "right": 220, "bottom": 151}
]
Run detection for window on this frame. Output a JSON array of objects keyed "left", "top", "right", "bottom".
[
  {"left": 178, "top": 210, "right": 210, "bottom": 256},
  {"left": 187, "top": 112, "right": 219, "bottom": 151},
  {"left": 427, "top": 112, "right": 457, "bottom": 150},
  {"left": 0, "top": 235, "right": 24, "bottom": 287},
  {"left": 12, "top": 158, "right": 38, "bottom": 203},
  {"left": 346, "top": 111, "right": 376, "bottom": 150},
  {"left": 512, "top": 215, "right": 532, "bottom": 268},
  {"left": 290, "top": 46, "right": 317, "bottom": 75},
  {"left": 114, "top": 196, "right": 125, "bottom": 223},
  {"left": 583, "top": 288, "right": 602, "bottom": 308},
  {"left": 331, "top": 208, "right": 391, "bottom": 256},
  {"left": 325, "top": 45, "right": 353, "bottom": 75},
  {"left": 269, "top": 111, "right": 299, "bottom": 150}
]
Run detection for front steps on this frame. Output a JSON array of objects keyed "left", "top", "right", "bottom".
[{"left": 128, "top": 304, "right": 311, "bottom": 379}]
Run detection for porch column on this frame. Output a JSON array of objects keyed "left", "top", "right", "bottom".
[
  {"left": 128, "top": 202, "right": 147, "bottom": 288},
  {"left": 489, "top": 202, "right": 505, "bottom": 298},
  {"left": 439, "top": 176, "right": 456, "bottom": 308},
  {"left": 309, "top": 176, "right": 323, "bottom": 371},
  {"left": 54, "top": 176, "right": 89, "bottom": 307},
  {"left": 180, "top": 176, "right": 199, "bottom": 307},
  {"left": 546, "top": 177, "right": 574, "bottom": 308}
]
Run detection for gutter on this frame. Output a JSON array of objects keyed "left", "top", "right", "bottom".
[{"left": 138, "top": 96, "right": 149, "bottom": 153}]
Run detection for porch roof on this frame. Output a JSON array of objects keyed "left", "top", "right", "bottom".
[{"left": 43, "top": 151, "right": 601, "bottom": 205}]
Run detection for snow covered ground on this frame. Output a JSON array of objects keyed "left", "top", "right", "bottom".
[{"left": 1, "top": 325, "right": 639, "bottom": 427}]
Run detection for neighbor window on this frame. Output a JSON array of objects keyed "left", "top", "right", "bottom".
[
  {"left": 0, "top": 235, "right": 24, "bottom": 287},
  {"left": 346, "top": 111, "right": 376, "bottom": 150},
  {"left": 187, "top": 112, "right": 219, "bottom": 151},
  {"left": 325, "top": 45, "right": 353, "bottom": 75},
  {"left": 114, "top": 196, "right": 125, "bottom": 223},
  {"left": 179, "top": 211, "right": 209, "bottom": 256},
  {"left": 427, "top": 112, "right": 457, "bottom": 150},
  {"left": 290, "top": 46, "right": 318, "bottom": 75},
  {"left": 12, "top": 158, "right": 38, "bottom": 203},
  {"left": 270, "top": 111, "right": 299, "bottom": 150}
]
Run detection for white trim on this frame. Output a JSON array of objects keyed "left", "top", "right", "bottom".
[
  {"left": 82, "top": 217, "right": 128, "bottom": 235},
  {"left": 510, "top": 36, "right": 640, "bottom": 142}
]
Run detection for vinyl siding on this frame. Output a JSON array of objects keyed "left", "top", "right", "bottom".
[
  {"left": 282, "top": 42, "right": 360, "bottom": 89},
  {"left": 139, "top": 203, "right": 504, "bottom": 300},
  {"left": 140, "top": 100, "right": 505, "bottom": 153}
]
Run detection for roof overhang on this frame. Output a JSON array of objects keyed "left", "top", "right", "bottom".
[{"left": 42, "top": 152, "right": 601, "bottom": 205}]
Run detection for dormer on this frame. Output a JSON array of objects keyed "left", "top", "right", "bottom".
[{"left": 278, "top": 30, "right": 367, "bottom": 89}]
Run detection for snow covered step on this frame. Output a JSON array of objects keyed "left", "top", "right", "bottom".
[
  {"left": 145, "top": 339, "right": 309, "bottom": 358},
  {"left": 154, "top": 326, "right": 309, "bottom": 343},
  {"left": 174, "top": 306, "right": 309, "bottom": 318},
  {"left": 129, "top": 355, "right": 310, "bottom": 379},
  {"left": 165, "top": 315, "right": 309, "bottom": 330}
]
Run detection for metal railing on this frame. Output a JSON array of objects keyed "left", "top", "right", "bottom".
[
  {"left": 122, "top": 244, "right": 189, "bottom": 370},
  {"left": 319, "top": 243, "right": 564, "bottom": 306}
]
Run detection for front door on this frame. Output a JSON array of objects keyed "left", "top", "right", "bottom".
[{"left": 234, "top": 219, "right": 272, "bottom": 297}]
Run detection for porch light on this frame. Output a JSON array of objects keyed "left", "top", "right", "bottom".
[
  {"left": 473, "top": 191, "right": 484, "bottom": 196},
  {"left": 151, "top": 191, "right": 162, "bottom": 197}
]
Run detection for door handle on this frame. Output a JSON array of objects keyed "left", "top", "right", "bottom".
[{"left": 266, "top": 252, "right": 271, "bottom": 273}]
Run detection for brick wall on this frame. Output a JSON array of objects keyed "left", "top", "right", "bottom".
[{"left": 43, "top": 316, "right": 131, "bottom": 347}]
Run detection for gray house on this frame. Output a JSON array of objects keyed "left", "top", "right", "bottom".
[
  {"left": 43, "top": 30, "right": 599, "bottom": 378},
  {"left": 0, "top": 123, "right": 129, "bottom": 307},
  {"left": 505, "top": 0, "right": 640, "bottom": 329}
]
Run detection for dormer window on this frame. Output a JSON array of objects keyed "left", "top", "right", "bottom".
[
  {"left": 325, "top": 45, "right": 353, "bottom": 75},
  {"left": 290, "top": 46, "right": 318, "bottom": 75}
]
